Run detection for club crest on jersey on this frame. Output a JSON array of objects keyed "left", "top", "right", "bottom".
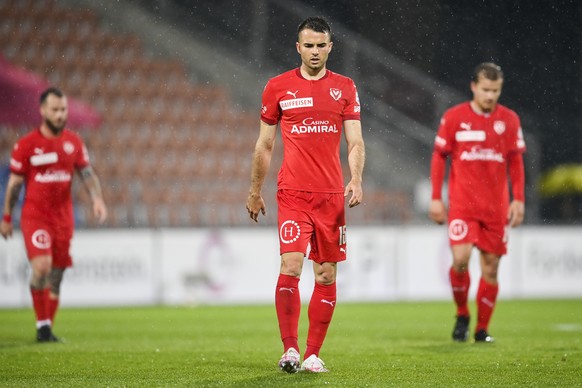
[
  {"left": 63, "top": 141, "right": 75, "bottom": 154},
  {"left": 493, "top": 120, "right": 506, "bottom": 135},
  {"left": 329, "top": 88, "right": 342, "bottom": 101}
]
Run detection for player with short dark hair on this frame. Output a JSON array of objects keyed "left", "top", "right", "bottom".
[
  {"left": 1, "top": 87, "right": 107, "bottom": 342},
  {"left": 429, "top": 62, "right": 526, "bottom": 343},
  {"left": 246, "top": 16, "right": 365, "bottom": 373}
]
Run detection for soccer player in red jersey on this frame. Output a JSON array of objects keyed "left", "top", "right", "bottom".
[
  {"left": 429, "top": 63, "right": 526, "bottom": 343},
  {"left": 246, "top": 17, "right": 365, "bottom": 372},
  {"left": 1, "top": 87, "right": 107, "bottom": 342}
]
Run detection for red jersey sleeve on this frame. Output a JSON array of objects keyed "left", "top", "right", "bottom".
[
  {"left": 512, "top": 116, "right": 526, "bottom": 154},
  {"left": 433, "top": 110, "right": 455, "bottom": 155},
  {"left": 430, "top": 151, "right": 447, "bottom": 200},
  {"left": 508, "top": 152, "right": 525, "bottom": 201},
  {"left": 9, "top": 140, "right": 29, "bottom": 176},
  {"left": 75, "top": 140, "right": 91, "bottom": 170},
  {"left": 260, "top": 79, "right": 281, "bottom": 125},
  {"left": 342, "top": 80, "right": 361, "bottom": 122}
]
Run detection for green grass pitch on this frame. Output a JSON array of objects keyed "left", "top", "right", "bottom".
[{"left": 1, "top": 299, "right": 581, "bottom": 386}]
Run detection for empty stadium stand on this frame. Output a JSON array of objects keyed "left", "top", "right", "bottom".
[{"left": 0, "top": 0, "right": 413, "bottom": 227}]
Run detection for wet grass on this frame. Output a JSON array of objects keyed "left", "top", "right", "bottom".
[{"left": 1, "top": 299, "right": 581, "bottom": 386}]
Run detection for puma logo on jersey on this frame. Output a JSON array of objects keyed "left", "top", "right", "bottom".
[
  {"left": 321, "top": 299, "right": 335, "bottom": 307},
  {"left": 286, "top": 90, "right": 299, "bottom": 98},
  {"left": 279, "top": 287, "right": 295, "bottom": 294}
]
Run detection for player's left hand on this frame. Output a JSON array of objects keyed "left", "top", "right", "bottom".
[
  {"left": 0, "top": 220, "right": 13, "bottom": 239},
  {"left": 507, "top": 200, "right": 525, "bottom": 227},
  {"left": 246, "top": 193, "right": 266, "bottom": 222},
  {"left": 93, "top": 198, "right": 108, "bottom": 224},
  {"left": 344, "top": 180, "right": 363, "bottom": 208}
]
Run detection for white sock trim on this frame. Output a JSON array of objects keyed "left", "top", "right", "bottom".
[{"left": 36, "top": 319, "right": 51, "bottom": 329}]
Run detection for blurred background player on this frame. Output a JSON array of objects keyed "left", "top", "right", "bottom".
[
  {"left": 246, "top": 17, "right": 365, "bottom": 372},
  {"left": 428, "top": 63, "right": 526, "bottom": 343},
  {"left": 0, "top": 87, "right": 108, "bottom": 342}
]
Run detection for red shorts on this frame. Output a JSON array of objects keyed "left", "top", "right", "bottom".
[
  {"left": 447, "top": 211, "right": 509, "bottom": 256},
  {"left": 277, "top": 189, "right": 347, "bottom": 263},
  {"left": 20, "top": 217, "right": 73, "bottom": 268}
]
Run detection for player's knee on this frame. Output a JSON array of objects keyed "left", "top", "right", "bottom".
[
  {"left": 280, "top": 253, "right": 304, "bottom": 277},
  {"left": 315, "top": 273, "right": 336, "bottom": 285},
  {"left": 314, "top": 265, "right": 336, "bottom": 285},
  {"left": 30, "top": 275, "right": 48, "bottom": 290},
  {"left": 31, "top": 255, "right": 52, "bottom": 276},
  {"left": 482, "top": 265, "right": 498, "bottom": 282}
]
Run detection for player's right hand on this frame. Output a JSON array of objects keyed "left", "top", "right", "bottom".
[
  {"left": 428, "top": 199, "right": 447, "bottom": 225},
  {"left": 0, "top": 220, "right": 13, "bottom": 239},
  {"left": 246, "top": 193, "right": 266, "bottom": 222}
]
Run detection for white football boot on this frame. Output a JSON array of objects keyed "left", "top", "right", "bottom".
[
  {"left": 301, "top": 354, "right": 329, "bottom": 373},
  {"left": 278, "top": 347, "right": 301, "bottom": 373}
]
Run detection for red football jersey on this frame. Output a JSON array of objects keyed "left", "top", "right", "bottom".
[
  {"left": 9, "top": 128, "right": 90, "bottom": 223},
  {"left": 434, "top": 102, "right": 526, "bottom": 220},
  {"left": 261, "top": 68, "right": 360, "bottom": 193}
]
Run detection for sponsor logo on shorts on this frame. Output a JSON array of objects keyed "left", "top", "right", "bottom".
[
  {"left": 31, "top": 229, "right": 51, "bottom": 249},
  {"left": 280, "top": 220, "right": 300, "bottom": 244},
  {"left": 448, "top": 219, "right": 468, "bottom": 241}
]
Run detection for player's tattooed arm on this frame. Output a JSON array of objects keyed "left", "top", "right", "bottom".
[
  {"left": 79, "top": 166, "right": 103, "bottom": 200},
  {"left": 78, "top": 166, "right": 108, "bottom": 223},
  {"left": 4, "top": 174, "right": 24, "bottom": 213}
]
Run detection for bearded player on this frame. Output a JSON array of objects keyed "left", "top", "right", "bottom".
[
  {"left": 246, "top": 17, "right": 365, "bottom": 372},
  {"left": 1, "top": 87, "right": 107, "bottom": 342},
  {"left": 429, "top": 63, "right": 526, "bottom": 343}
]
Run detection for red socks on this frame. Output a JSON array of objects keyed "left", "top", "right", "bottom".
[
  {"left": 275, "top": 275, "right": 337, "bottom": 358},
  {"left": 31, "top": 287, "right": 51, "bottom": 327},
  {"left": 450, "top": 267, "right": 499, "bottom": 333},
  {"left": 48, "top": 296, "right": 60, "bottom": 325},
  {"left": 305, "top": 282, "right": 336, "bottom": 359},
  {"left": 449, "top": 267, "right": 470, "bottom": 317},
  {"left": 275, "top": 274, "right": 301, "bottom": 352},
  {"left": 476, "top": 277, "right": 498, "bottom": 332}
]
